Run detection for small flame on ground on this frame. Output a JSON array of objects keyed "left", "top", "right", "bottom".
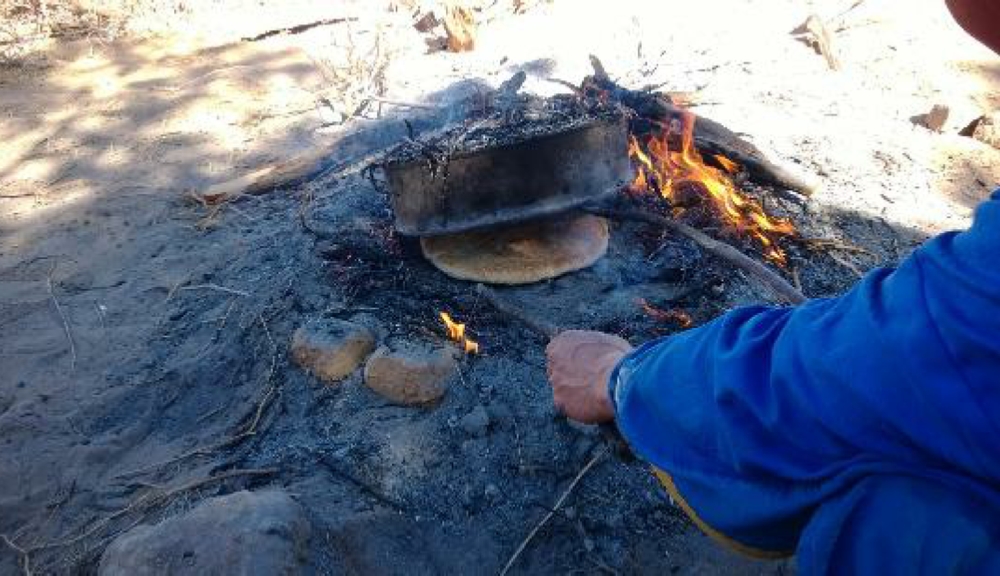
[
  {"left": 637, "top": 298, "right": 693, "bottom": 329},
  {"left": 440, "top": 311, "right": 479, "bottom": 354},
  {"left": 627, "top": 111, "right": 796, "bottom": 266}
]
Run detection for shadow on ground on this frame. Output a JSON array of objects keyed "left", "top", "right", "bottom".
[{"left": 0, "top": 53, "right": 986, "bottom": 575}]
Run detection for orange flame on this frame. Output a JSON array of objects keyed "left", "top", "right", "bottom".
[
  {"left": 439, "top": 311, "right": 479, "bottom": 354},
  {"left": 627, "top": 111, "right": 795, "bottom": 266}
]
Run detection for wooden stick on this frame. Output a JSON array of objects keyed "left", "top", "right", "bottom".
[
  {"left": 499, "top": 449, "right": 606, "bottom": 576},
  {"left": 586, "top": 208, "right": 807, "bottom": 304},
  {"left": 473, "top": 287, "right": 636, "bottom": 460},
  {"left": 365, "top": 95, "right": 443, "bottom": 111},
  {"left": 46, "top": 273, "right": 76, "bottom": 370},
  {"left": 475, "top": 284, "right": 559, "bottom": 339}
]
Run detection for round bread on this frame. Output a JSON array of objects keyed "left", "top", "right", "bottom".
[{"left": 420, "top": 214, "right": 609, "bottom": 284}]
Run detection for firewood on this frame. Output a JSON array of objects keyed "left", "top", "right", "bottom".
[
  {"left": 443, "top": 3, "right": 477, "bottom": 52},
  {"left": 792, "top": 14, "right": 841, "bottom": 71},
  {"left": 583, "top": 59, "right": 818, "bottom": 197},
  {"left": 197, "top": 150, "right": 329, "bottom": 205},
  {"left": 585, "top": 205, "right": 807, "bottom": 305}
]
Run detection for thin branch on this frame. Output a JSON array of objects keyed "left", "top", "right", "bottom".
[
  {"left": 475, "top": 284, "right": 560, "bottom": 339},
  {"left": 586, "top": 207, "right": 806, "bottom": 304},
  {"left": 500, "top": 449, "right": 606, "bottom": 576},
  {"left": 116, "top": 315, "right": 279, "bottom": 478},
  {"left": 33, "top": 468, "right": 277, "bottom": 553},
  {"left": 1, "top": 534, "right": 31, "bottom": 576},
  {"left": 176, "top": 283, "right": 250, "bottom": 298},
  {"left": 828, "top": 253, "right": 864, "bottom": 279},
  {"left": 364, "top": 95, "right": 443, "bottom": 111},
  {"left": 46, "top": 272, "right": 76, "bottom": 369}
]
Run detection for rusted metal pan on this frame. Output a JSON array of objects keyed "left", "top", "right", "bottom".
[{"left": 384, "top": 117, "right": 630, "bottom": 236}]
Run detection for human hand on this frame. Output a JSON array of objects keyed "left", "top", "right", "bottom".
[{"left": 546, "top": 330, "right": 633, "bottom": 424}]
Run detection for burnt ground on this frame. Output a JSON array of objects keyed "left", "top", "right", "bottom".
[
  {"left": 2, "top": 0, "right": 998, "bottom": 574},
  {"left": 0, "top": 100, "right": 928, "bottom": 574}
]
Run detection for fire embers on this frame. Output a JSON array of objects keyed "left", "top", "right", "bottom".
[
  {"left": 627, "top": 111, "right": 796, "bottom": 266},
  {"left": 440, "top": 311, "right": 479, "bottom": 354},
  {"left": 636, "top": 298, "right": 693, "bottom": 330}
]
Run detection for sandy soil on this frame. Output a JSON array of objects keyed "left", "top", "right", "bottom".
[{"left": 2, "top": 0, "right": 999, "bottom": 573}]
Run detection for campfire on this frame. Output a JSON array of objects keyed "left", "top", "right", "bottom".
[
  {"left": 383, "top": 57, "right": 811, "bottom": 309},
  {"left": 626, "top": 113, "right": 797, "bottom": 267}
]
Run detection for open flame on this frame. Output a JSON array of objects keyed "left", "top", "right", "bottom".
[
  {"left": 627, "top": 111, "right": 796, "bottom": 266},
  {"left": 439, "top": 311, "right": 479, "bottom": 354}
]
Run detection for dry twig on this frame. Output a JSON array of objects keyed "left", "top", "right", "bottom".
[
  {"left": 176, "top": 283, "right": 251, "bottom": 299},
  {"left": 35, "top": 468, "right": 277, "bottom": 554},
  {"left": 800, "top": 237, "right": 874, "bottom": 257},
  {"left": 46, "top": 270, "right": 76, "bottom": 369},
  {"left": 364, "top": 95, "right": 443, "bottom": 111},
  {"left": 4, "top": 468, "right": 275, "bottom": 574},
  {"left": 828, "top": 253, "right": 864, "bottom": 279},
  {"left": 1, "top": 533, "right": 32, "bottom": 576},
  {"left": 116, "top": 315, "right": 280, "bottom": 478},
  {"left": 475, "top": 284, "right": 559, "bottom": 339},
  {"left": 500, "top": 449, "right": 607, "bottom": 576},
  {"left": 792, "top": 14, "right": 841, "bottom": 70}
]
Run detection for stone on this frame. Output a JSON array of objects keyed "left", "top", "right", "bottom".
[
  {"left": 460, "top": 405, "right": 490, "bottom": 437},
  {"left": 912, "top": 104, "right": 950, "bottom": 132},
  {"left": 962, "top": 111, "right": 1000, "bottom": 150},
  {"left": 291, "top": 318, "right": 376, "bottom": 383},
  {"left": 99, "top": 490, "right": 309, "bottom": 576},
  {"left": 420, "top": 214, "right": 609, "bottom": 285},
  {"left": 363, "top": 340, "right": 457, "bottom": 406}
]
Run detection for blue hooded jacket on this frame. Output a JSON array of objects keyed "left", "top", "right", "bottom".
[{"left": 611, "top": 190, "right": 1000, "bottom": 573}]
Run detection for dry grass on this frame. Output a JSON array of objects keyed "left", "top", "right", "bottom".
[{"left": 0, "top": 0, "right": 137, "bottom": 64}]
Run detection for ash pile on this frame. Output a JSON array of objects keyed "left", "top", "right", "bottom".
[{"left": 84, "top": 60, "right": 917, "bottom": 576}]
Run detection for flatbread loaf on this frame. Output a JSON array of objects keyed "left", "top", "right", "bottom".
[{"left": 420, "top": 214, "right": 609, "bottom": 284}]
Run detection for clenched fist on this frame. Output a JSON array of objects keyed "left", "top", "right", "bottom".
[{"left": 546, "top": 330, "right": 633, "bottom": 423}]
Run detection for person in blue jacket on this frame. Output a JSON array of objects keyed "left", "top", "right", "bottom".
[{"left": 545, "top": 1, "right": 1000, "bottom": 572}]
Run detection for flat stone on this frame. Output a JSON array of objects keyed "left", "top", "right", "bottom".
[
  {"left": 291, "top": 318, "right": 376, "bottom": 383},
  {"left": 363, "top": 340, "right": 457, "bottom": 406},
  {"left": 99, "top": 490, "right": 310, "bottom": 576},
  {"left": 460, "top": 405, "right": 490, "bottom": 437}
]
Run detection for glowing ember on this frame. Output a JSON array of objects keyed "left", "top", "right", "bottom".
[
  {"left": 627, "top": 110, "right": 796, "bottom": 266},
  {"left": 636, "top": 298, "right": 693, "bottom": 329},
  {"left": 439, "top": 311, "right": 480, "bottom": 354}
]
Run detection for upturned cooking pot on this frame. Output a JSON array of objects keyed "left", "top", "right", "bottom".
[{"left": 384, "top": 117, "right": 631, "bottom": 236}]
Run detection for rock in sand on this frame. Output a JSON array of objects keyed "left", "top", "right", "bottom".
[
  {"left": 99, "top": 490, "right": 310, "bottom": 576},
  {"left": 291, "top": 318, "right": 376, "bottom": 383},
  {"left": 460, "top": 405, "right": 491, "bottom": 437},
  {"left": 363, "top": 340, "right": 458, "bottom": 406},
  {"left": 962, "top": 111, "right": 1000, "bottom": 150}
]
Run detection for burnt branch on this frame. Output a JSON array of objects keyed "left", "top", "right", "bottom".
[{"left": 585, "top": 206, "right": 807, "bottom": 305}]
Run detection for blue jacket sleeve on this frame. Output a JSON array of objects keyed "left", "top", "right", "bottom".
[{"left": 611, "top": 190, "right": 1000, "bottom": 557}]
